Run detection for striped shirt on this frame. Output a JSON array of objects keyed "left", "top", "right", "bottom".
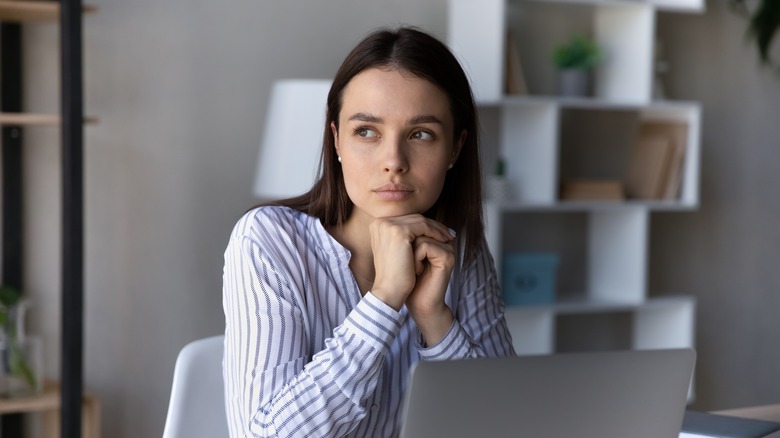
[{"left": 223, "top": 206, "right": 515, "bottom": 437}]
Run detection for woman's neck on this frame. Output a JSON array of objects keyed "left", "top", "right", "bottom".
[{"left": 329, "top": 215, "right": 375, "bottom": 294}]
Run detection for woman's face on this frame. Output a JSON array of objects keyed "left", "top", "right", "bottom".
[{"left": 332, "top": 68, "right": 463, "bottom": 225}]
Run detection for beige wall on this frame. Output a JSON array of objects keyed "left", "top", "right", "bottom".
[
  {"left": 23, "top": 1, "right": 446, "bottom": 436},
  {"left": 653, "top": 1, "right": 780, "bottom": 410},
  {"left": 18, "top": 0, "right": 780, "bottom": 436}
]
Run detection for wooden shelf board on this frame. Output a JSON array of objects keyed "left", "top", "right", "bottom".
[
  {"left": 0, "top": 112, "right": 97, "bottom": 126},
  {"left": 0, "top": 1, "right": 96, "bottom": 23},
  {"left": 0, "top": 380, "right": 60, "bottom": 414}
]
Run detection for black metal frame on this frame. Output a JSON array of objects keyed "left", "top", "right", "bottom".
[
  {"left": 0, "top": 2, "right": 85, "bottom": 436},
  {"left": 61, "top": 0, "right": 85, "bottom": 437},
  {"left": 1, "top": 20, "right": 25, "bottom": 438}
]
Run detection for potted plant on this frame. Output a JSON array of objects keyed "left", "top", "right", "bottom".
[
  {"left": 730, "top": 0, "right": 780, "bottom": 71},
  {"left": 0, "top": 284, "right": 39, "bottom": 396},
  {"left": 553, "top": 35, "right": 601, "bottom": 97}
]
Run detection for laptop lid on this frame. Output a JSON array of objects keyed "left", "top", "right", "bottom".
[{"left": 399, "top": 348, "right": 696, "bottom": 438}]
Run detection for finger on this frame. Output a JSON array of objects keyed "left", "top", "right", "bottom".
[
  {"left": 386, "top": 215, "right": 455, "bottom": 243},
  {"left": 413, "top": 236, "right": 455, "bottom": 269},
  {"left": 415, "top": 258, "right": 425, "bottom": 276}
]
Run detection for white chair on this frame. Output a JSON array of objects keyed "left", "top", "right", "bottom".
[{"left": 163, "top": 335, "right": 229, "bottom": 438}]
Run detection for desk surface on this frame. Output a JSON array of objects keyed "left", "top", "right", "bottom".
[{"left": 715, "top": 404, "right": 780, "bottom": 424}]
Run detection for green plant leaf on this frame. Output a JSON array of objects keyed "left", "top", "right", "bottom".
[
  {"left": 0, "top": 285, "right": 21, "bottom": 307},
  {"left": 731, "top": 0, "right": 780, "bottom": 70},
  {"left": 749, "top": 0, "right": 780, "bottom": 64},
  {"left": 553, "top": 35, "right": 601, "bottom": 70},
  {"left": 9, "top": 341, "right": 36, "bottom": 390}
]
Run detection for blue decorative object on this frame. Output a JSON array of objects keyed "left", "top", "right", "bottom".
[{"left": 502, "top": 253, "right": 559, "bottom": 306}]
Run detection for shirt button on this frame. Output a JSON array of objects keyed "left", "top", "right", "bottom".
[{"left": 371, "top": 404, "right": 379, "bottom": 412}]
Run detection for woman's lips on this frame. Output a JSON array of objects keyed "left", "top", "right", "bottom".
[{"left": 374, "top": 183, "right": 414, "bottom": 201}]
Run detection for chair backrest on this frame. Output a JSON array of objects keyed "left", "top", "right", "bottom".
[{"left": 163, "top": 335, "right": 228, "bottom": 438}]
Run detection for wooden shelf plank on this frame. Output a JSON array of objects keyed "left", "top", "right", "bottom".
[
  {"left": 0, "top": 381, "right": 59, "bottom": 414},
  {"left": 0, "top": 380, "right": 101, "bottom": 438},
  {"left": 0, "top": 112, "right": 97, "bottom": 126},
  {"left": 0, "top": 1, "right": 96, "bottom": 23}
]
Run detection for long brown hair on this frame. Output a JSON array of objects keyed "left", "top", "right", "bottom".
[{"left": 267, "top": 26, "right": 484, "bottom": 262}]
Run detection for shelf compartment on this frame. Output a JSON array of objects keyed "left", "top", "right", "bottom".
[
  {"left": 450, "top": 0, "right": 656, "bottom": 103},
  {"left": 504, "top": 295, "right": 696, "bottom": 353},
  {"left": 0, "top": 112, "right": 97, "bottom": 126},
  {"left": 450, "top": 0, "right": 703, "bottom": 103},
  {"left": 489, "top": 101, "right": 700, "bottom": 208},
  {"left": 488, "top": 206, "right": 648, "bottom": 302},
  {"left": 0, "top": 1, "right": 96, "bottom": 22}
]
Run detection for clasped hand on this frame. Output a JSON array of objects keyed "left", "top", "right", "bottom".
[{"left": 369, "top": 214, "right": 456, "bottom": 344}]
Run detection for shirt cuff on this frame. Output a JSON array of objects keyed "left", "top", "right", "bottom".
[
  {"left": 340, "top": 291, "right": 404, "bottom": 354},
  {"left": 417, "top": 319, "right": 471, "bottom": 361}
]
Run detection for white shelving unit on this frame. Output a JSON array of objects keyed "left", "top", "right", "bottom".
[{"left": 448, "top": 0, "right": 703, "bottom": 358}]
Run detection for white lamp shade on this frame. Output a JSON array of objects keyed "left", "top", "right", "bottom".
[{"left": 253, "top": 79, "right": 332, "bottom": 199}]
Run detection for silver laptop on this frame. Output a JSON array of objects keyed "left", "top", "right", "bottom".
[{"left": 400, "top": 348, "right": 696, "bottom": 438}]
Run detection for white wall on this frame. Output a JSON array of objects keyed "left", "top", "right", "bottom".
[{"left": 23, "top": 1, "right": 446, "bottom": 436}]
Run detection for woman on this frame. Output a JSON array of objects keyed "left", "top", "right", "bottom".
[{"left": 223, "top": 26, "right": 515, "bottom": 437}]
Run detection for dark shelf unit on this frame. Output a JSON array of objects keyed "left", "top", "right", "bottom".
[{"left": 0, "top": 1, "right": 87, "bottom": 437}]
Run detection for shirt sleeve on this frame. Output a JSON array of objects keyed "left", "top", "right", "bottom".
[
  {"left": 222, "top": 214, "right": 404, "bottom": 438},
  {"left": 417, "top": 235, "right": 516, "bottom": 360}
]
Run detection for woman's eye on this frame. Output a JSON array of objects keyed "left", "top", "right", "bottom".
[
  {"left": 412, "top": 130, "right": 434, "bottom": 141},
  {"left": 354, "top": 127, "right": 377, "bottom": 138}
]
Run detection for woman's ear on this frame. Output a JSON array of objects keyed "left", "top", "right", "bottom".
[
  {"left": 331, "top": 121, "right": 340, "bottom": 154},
  {"left": 451, "top": 129, "right": 466, "bottom": 163}
]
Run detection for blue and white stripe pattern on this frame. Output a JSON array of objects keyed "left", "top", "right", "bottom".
[{"left": 223, "top": 206, "right": 515, "bottom": 437}]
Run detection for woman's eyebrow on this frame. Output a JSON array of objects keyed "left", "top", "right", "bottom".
[
  {"left": 347, "top": 113, "right": 445, "bottom": 126},
  {"left": 408, "top": 115, "right": 444, "bottom": 125},
  {"left": 348, "top": 112, "right": 383, "bottom": 123}
]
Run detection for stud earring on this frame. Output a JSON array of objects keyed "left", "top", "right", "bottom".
[
  {"left": 338, "top": 156, "right": 342, "bottom": 163},
  {"left": 447, "top": 163, "right": 454, "bottom": 170}
]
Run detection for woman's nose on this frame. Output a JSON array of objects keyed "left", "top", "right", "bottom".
[{"left": 382, "top": 135, "right": 408, "bottom": 174}]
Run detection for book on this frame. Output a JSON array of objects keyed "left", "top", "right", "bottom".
[
  {"left": 625, "top": 133, "right": 673, "bottom": 200},
  {"left": 680, "top": 410, "right": 780, "bottom": 438},
  {"left": 625, "top": 119, "right": 690, "bottom": 200},
  {"left": 505, "top": 31, "right": 528, "bottom": 95},
  {"left": 560, "top": 179, "right": 624, "bottom": 201},
  {"left": 642, "top": 120, "right": 689, "bottom": 200}
]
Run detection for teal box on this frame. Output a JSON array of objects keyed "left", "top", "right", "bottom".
[{"left": 502, "top": 253, "right": 559, "bottom": 306}]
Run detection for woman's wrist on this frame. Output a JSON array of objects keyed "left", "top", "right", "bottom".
[
  {"left": 409, "top": 305, "right": 453, "bottom": 346},
  {"left": 369, "top": 286, "right": 406, "bottom": 312}
]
